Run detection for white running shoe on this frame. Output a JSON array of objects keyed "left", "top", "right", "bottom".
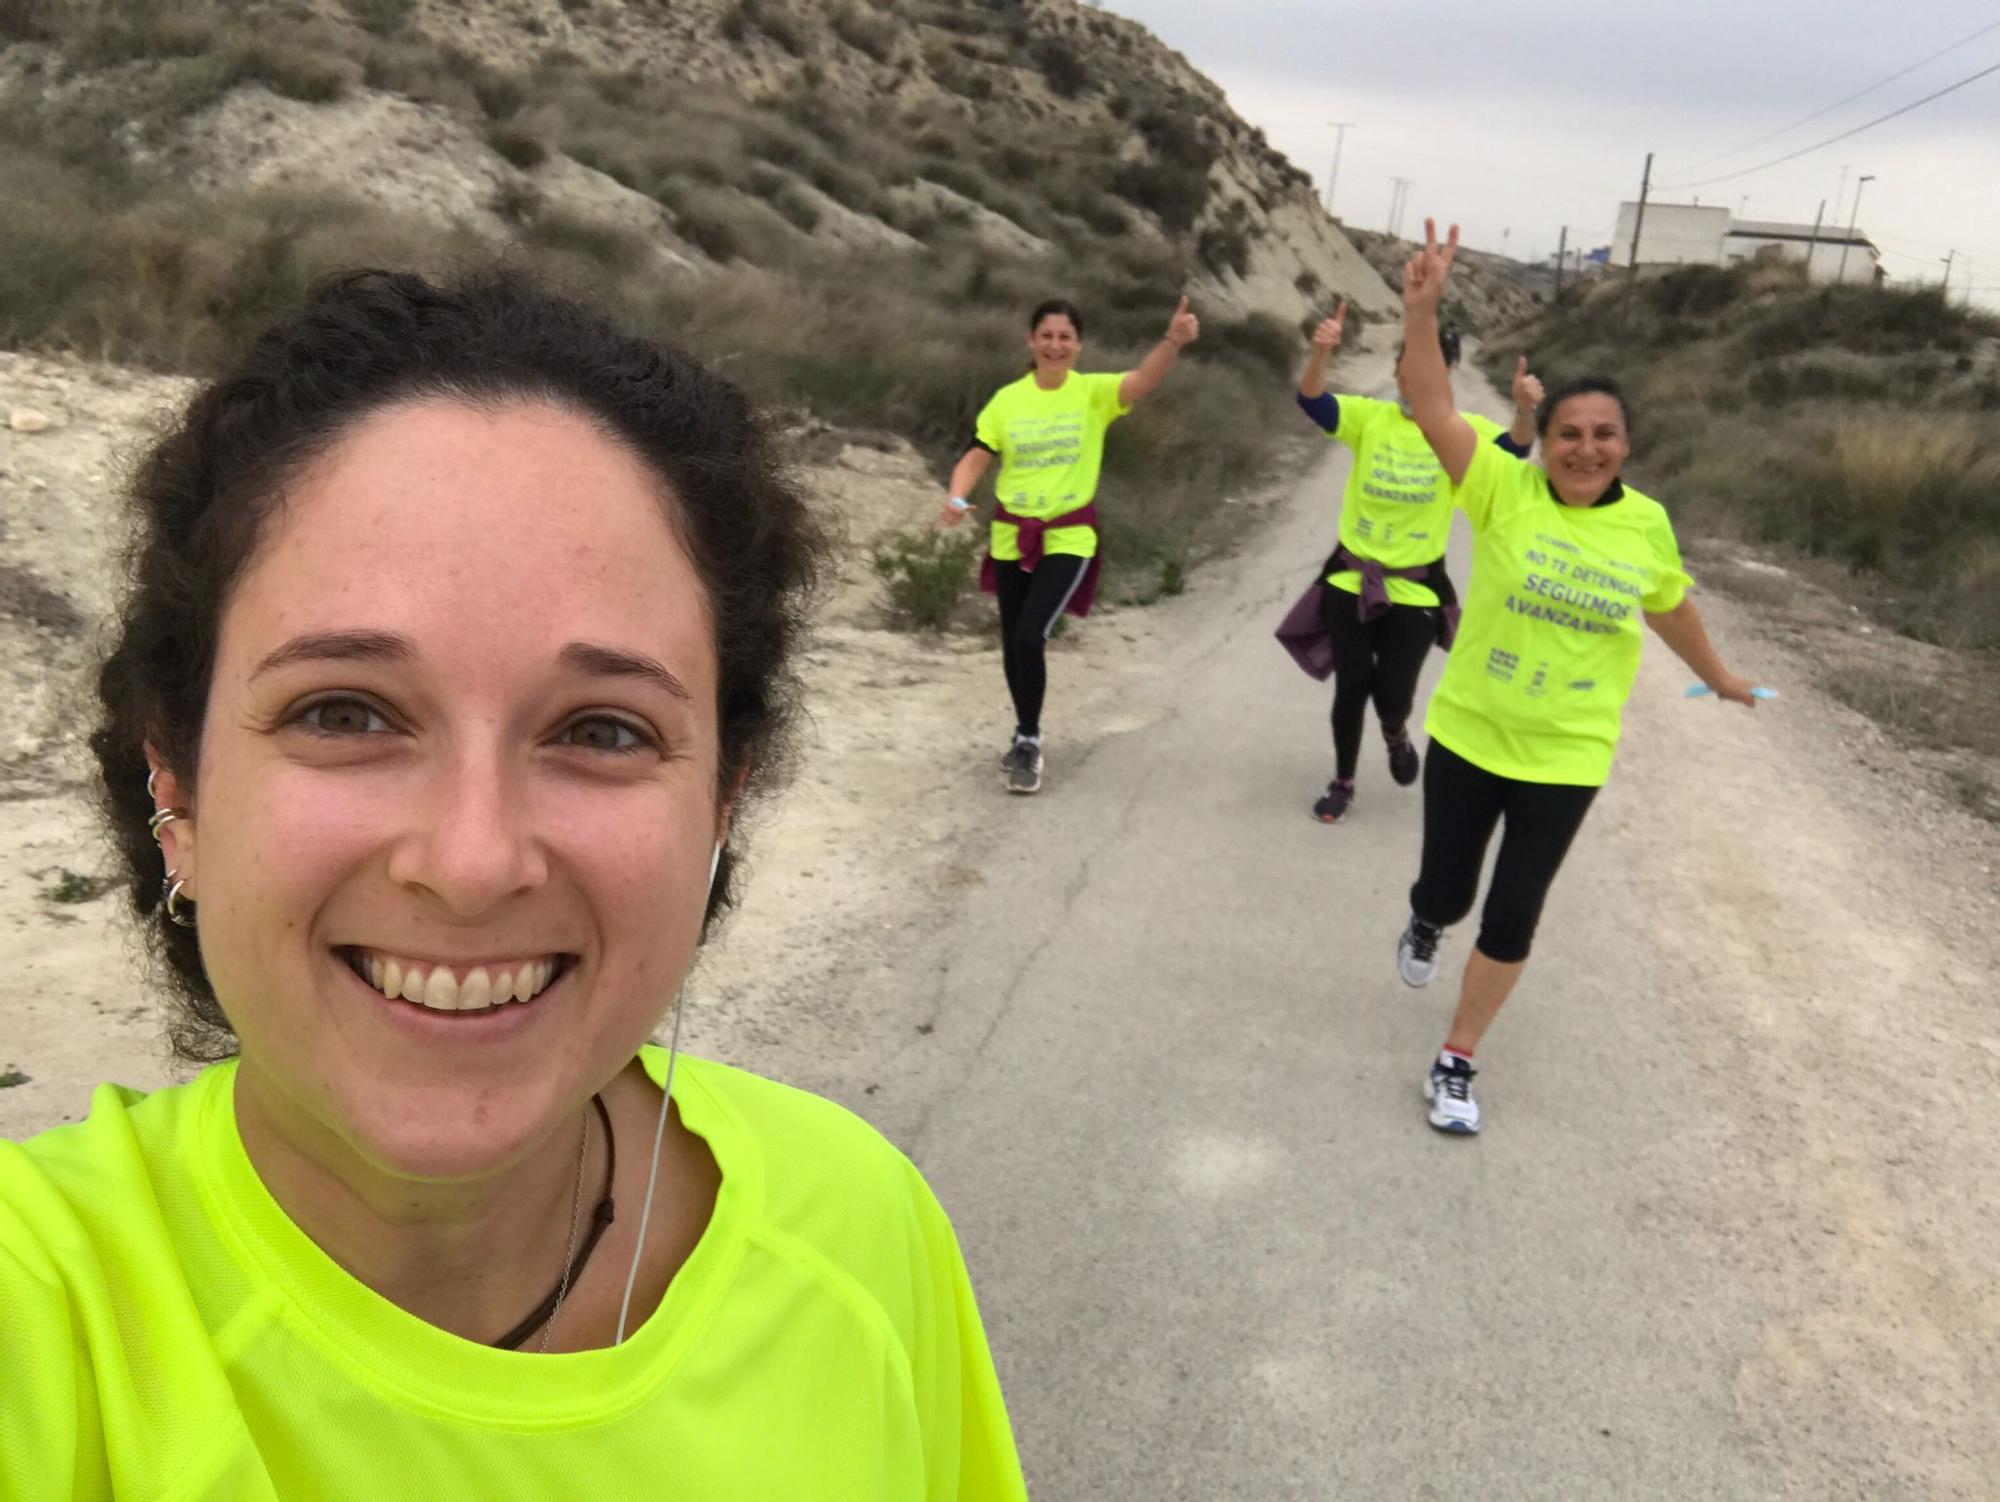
[
  {"left": 1397, "top": 915, "right": 1443, "bottom": 987},
  {"left": 1424, "top": 1055, "right": 1480, "bottom": 1135}
]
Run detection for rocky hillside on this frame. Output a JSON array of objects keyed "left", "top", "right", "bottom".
[
  {"left": 0, "top": 0, "right": 1396, "bottom": 343},
  {"left": 1344, "top": 226, "right": 1541, "bottom": 336}
]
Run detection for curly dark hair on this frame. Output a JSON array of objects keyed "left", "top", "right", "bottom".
[{"left": 91, "top": 268, "right": 824, "bottom": 1062}]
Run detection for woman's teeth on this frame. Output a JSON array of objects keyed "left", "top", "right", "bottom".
[{"left": 353, "top": 952, "right": 559, "bottom": 1011}]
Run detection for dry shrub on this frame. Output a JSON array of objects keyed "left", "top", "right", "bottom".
[{"left": 1825, "top": 411, "right": 1994, "bottom": 571}]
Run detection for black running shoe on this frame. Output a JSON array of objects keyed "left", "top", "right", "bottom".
[
  {"left": 1312, "top": 780, "right": 1355, "bottom": 823},
  {"left": 1386, "top": 735, "right": 1421, "bottom": 787}
]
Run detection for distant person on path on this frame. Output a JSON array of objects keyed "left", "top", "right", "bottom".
[
  {"left": 0, "top": 270, "right": 1027, "bottom": 1498},
  {"left": 940, "top": 295, "right": 1200, "bottom": 794},
  {"left": 1287, "top": 301, "right": 1539, "bottom": 824},
  {"left": 1394, "top": 220, "right": 1758, "bottom": 1136}
]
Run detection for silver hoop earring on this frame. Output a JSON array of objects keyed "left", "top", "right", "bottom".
[
  {"left": 146, "top": 768, "right": 162, "bottom": 801},
  {"left": 148, "top": 807, "right": 188, "bottom": 843},
  {"left": 162, "top": 871, "right": 197, "bottom": 929}
]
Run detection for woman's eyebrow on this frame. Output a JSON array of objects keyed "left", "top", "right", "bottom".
[
  {"left": 249, "top": 633, "right": 691, "bottom": 702},
  {"left": 559, "top": 641, "right": 692, "bottom": 702},
  {"left": 252, "top": 630, "right": 414, "bottom": 678}
]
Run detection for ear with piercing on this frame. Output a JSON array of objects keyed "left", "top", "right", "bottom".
[
  {"left": 145, "top": 768, "right": 191, "bottom": 845},
  {"left": 147, "top": 768, "right": 196, "bottom": 927}
]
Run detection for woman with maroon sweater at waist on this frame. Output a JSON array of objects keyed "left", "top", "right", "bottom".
[
  {"left": 1291, "top": 301, "right": 1538, "bottom": 824},
  {"left": 939, "top": 295, "right": 1198, "bottom": 795}
]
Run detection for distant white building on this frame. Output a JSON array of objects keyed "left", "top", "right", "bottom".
[
  {"left": 1723, "top": 219, "right": 1879, "bottom": 285},
  {"left": 1611, "top": 202, "right": 1729, "bottom": 268},
  {"left": 1610, "top": 202, "right": 1880, "bottom": 285}
]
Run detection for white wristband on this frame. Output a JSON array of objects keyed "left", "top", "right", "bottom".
[{"left": 947, "top": 496, "right": 970, "bottom": 512}]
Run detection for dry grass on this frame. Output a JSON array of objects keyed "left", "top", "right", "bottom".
[
  {"left": 1488, "top": 265, "right": 2000, "bottom": 652},
  {"left": 0, "top": 0, "right": 1314, "bottom": 611}
]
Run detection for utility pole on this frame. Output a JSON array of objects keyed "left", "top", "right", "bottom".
[
  {"left": 1554, "top": 224, "right": 1569, "bottom": 296},
  {"left": 1324, "top": 121, "right": 1355, "bottom": 217},
  {"left": 1388, "top": 177, "right": 1412, "bottom": 237},
  {"left": 1626, "top": 151, "right": 1654, "bottom": 275},
  {"left": 1803, "top": 197, "right": 1826, "bottom": 283},
  {"left": 1837, "top": 173, "right": 1874, "bottom": 284},
  {"left": 1942, "top": 248, "right": 1955, "bottom": 291}
]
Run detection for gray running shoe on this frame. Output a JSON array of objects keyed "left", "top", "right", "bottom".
[
  {"left": 1006, "top": 739, "right": 1043, "bottom": 795},
  {"left": 1397, "top": 915, "right": 1443, "bottom": 987}
]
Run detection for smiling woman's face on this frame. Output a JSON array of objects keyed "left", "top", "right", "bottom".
[{"left": 180, "top": 397, "right": 721, "bottom": 1181}]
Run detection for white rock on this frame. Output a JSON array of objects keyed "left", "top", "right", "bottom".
[{"left": 8, "top": 409, "right": 54, "bottom": 433}]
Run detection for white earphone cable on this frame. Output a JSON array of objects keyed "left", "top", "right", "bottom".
[{"left": 614, "top": 842, "right": 720, "bottom": 1346}]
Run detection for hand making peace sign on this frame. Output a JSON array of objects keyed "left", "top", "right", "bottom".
[{"left": 1401, "top": 218, "right": 1459, "bottom": 311}]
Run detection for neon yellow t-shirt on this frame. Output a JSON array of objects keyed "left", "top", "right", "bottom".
[
  {"left": 0, "top": 1048, "right": 1027, "bottom": 1502},
  {"left": 974, "top": 370, "right": 1130, "bottom": 562},
  {"left": 1323, "top": 396, "right": 1502, "bottom": 608},
  {"left": 1426, "top": 440, "right": 1691, "bottom": 787}
]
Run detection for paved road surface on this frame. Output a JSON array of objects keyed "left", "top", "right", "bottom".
[{"left": 888, "top": 361, "right": 1784, "bottom": 1498}]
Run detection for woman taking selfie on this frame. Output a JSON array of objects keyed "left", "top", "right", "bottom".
[{"left": 0, "top": 270, "right": 1027, "bottom": 1498}]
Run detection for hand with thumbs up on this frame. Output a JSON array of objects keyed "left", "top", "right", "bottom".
[
  {"left": 1164, "top": 295, "right": 1200, "bottom": 349},
  {"left": 1310, "top": 299, "right": 1350, "bottom": 354},
  {"left": 1511, "top": 355, "right": 1544, "bottom": 419}
]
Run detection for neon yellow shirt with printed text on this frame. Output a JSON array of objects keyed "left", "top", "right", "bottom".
[
  {"left": 1426, "top": 440, "right": 1691, "bottom": 786},
  {"left": 0, "top": 1048, "right": 1028, "bottom": 1502},
  {"left": 975, "top": 370, "right": 1131, "bottom": 562},
  {"left": 1324, "top": 396, "right": 1502, "bottom": 608}
]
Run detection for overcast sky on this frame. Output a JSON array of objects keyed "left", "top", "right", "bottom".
[{"left": 1101, "top": 1, "right": 2000, "bottom": 307}]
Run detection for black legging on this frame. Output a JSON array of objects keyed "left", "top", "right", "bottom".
[
  {"left": 1319, "top": 586, "right": 1436, "bottom": 780},
  {"left": 992, "top": 554, "right": 1090, "bottom": 738},
  {"left": 1409, "top": 738, "right": 1599, "bottom": 963}
]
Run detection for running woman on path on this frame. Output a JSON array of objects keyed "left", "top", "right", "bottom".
[
  {"left": 941, "top": 296, "right": 1200, "bottom": 794},
  {"left": 1293, "top": 301, "right": 1539, "bottom": 824},
  {"left": 1394, "top": 220, "right": 1758, "bottom": 1135}
]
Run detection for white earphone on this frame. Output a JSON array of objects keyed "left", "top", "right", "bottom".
[{"left": 614, "top": 841, "right": 722, "bottom": 1343}]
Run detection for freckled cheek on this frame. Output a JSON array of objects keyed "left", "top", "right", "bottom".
[
  {"left": 212, "top": 776, "right": 391, "bottom": 933},
  {"left": 560, "top": 818, "right": 710, "bottom": 993}
]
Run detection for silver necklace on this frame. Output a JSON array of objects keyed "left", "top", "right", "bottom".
[{"left": 536, "top": 1106, "right": 592, "bottom": 1353}]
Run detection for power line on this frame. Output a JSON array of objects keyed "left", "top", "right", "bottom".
[
  {"left": 1659, "top": 57, "right": 2000, "bottom": 190},
  {"left": 1671, "top": 17, "right": 2000, "bottom": 175},
  {"left": 1873, "top": 228, "right": 2000, "bottom": 263}
]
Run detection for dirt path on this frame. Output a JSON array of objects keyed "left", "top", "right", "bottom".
[{"left": 3, "top": 348, "right": 1995, "bottom": 1495}]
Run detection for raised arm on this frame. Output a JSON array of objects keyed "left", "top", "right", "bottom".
[
  {"left": 1398, "top": 219, "right": 1478, "bottom": 486},
  {"left": 1644, "top": 597, "right": 1758, "bottom": 705},
  {"left": 1298, "top": 299, "right": 1348, "bottom": 399},
  {"left": 1119, "top": 296, "right": 1200, "bottom": 408},
  {"left": 938, "top": 446, "right": 994, "bottom": 527},
  {"left": 1508, "top": 355, "right": 1542, "bottom": 451}
]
